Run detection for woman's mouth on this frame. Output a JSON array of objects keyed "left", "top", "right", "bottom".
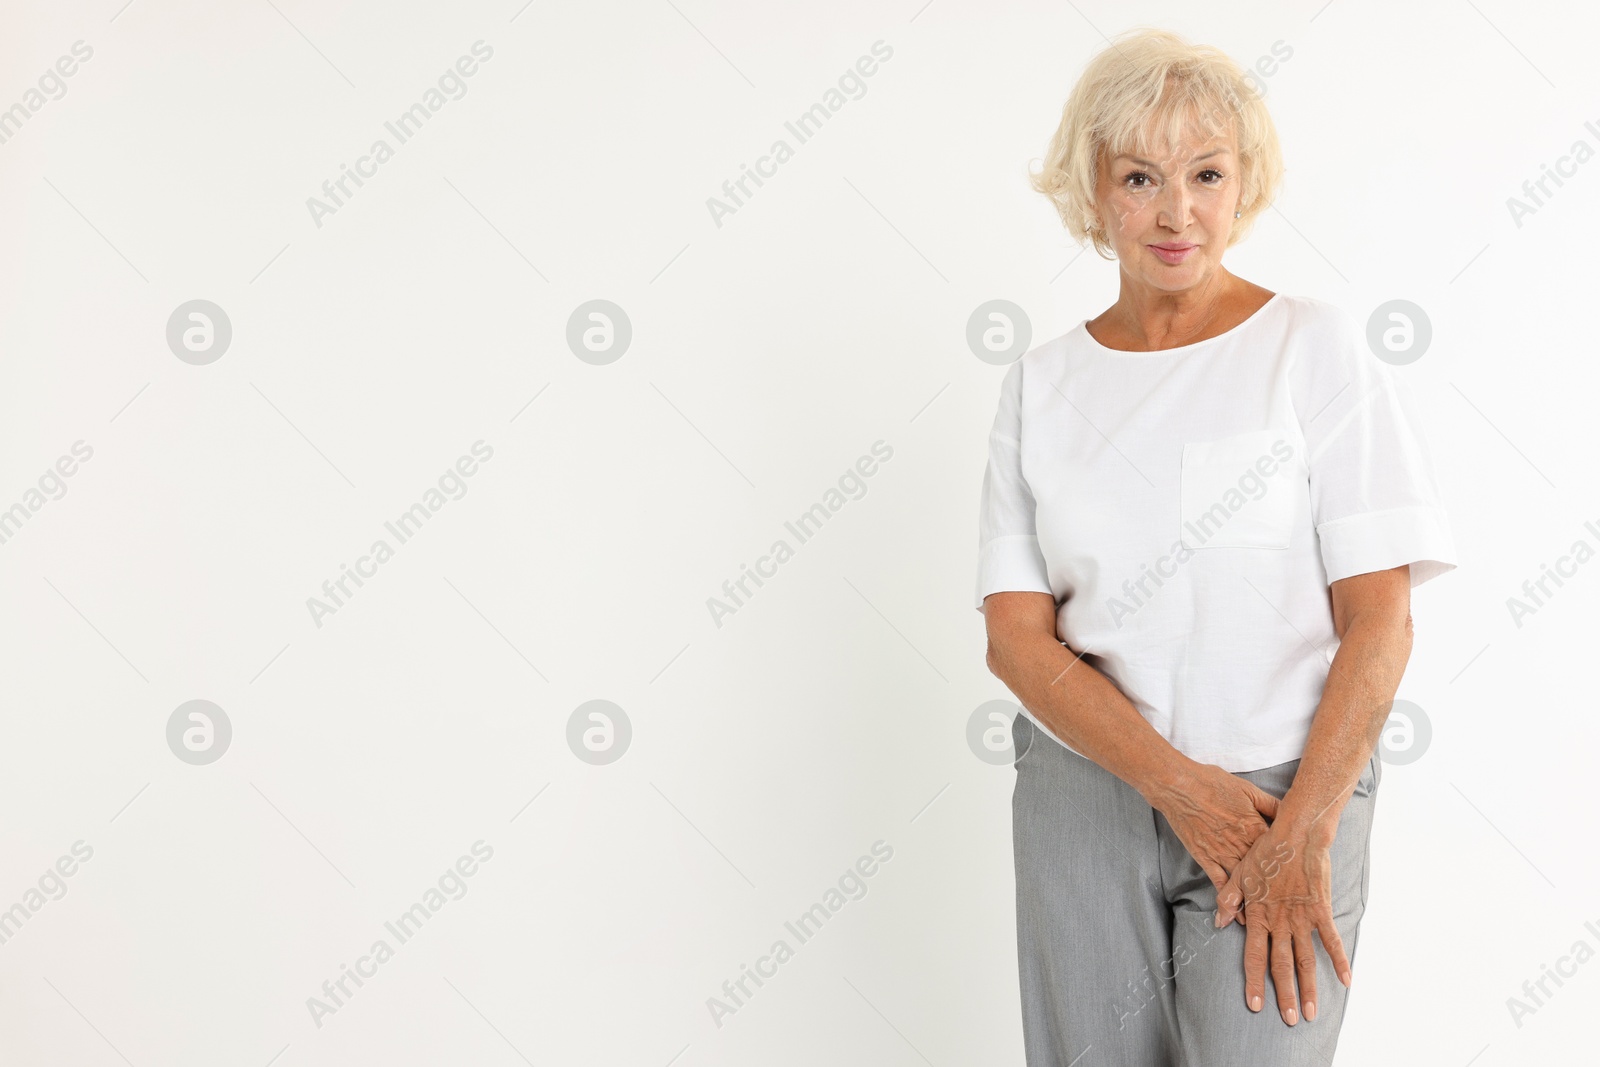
[{"left": 1149, "top": 243, "right": 1197, "bottom": 264}]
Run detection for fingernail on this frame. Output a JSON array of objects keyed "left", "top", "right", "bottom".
[
  {"left": 1286, "top": 1007, "right": 1297, "bottom": 1025},
  {"left": 1305, "top": 1001, "right": 1317, "bottom": 1021},
  {"left": 1340, "top": 969, "right": 1352, "bottom": 986},
  {"left": 1250, "top": 995, "right": 1261, "bottom": 1011}
]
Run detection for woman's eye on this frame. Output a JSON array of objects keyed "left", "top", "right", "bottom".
[{"left": 1122, "top": 169, "right": 1223, "bottom": 188}]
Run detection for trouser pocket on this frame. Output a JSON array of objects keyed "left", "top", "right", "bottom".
[{"left": 1011, "top": 711, "right": 1035, "bottom": 768}]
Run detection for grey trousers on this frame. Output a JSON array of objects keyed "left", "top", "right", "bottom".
[{"left": 1011, "top": 713, "right": 1381, "bottom": 1067}]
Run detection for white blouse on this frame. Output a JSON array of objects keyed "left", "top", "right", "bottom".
[{"left": 975, "top": 292, "right": 1457, "bottom": 771}]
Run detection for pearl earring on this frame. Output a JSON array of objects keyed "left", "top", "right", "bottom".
[{"left": 1234, "top": 210, "right": 1242, "bottom": 218}]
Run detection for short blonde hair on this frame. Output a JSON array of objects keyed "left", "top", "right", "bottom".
[{"left": 1028, "top": 27, "right": 1284, "bottom": 259}]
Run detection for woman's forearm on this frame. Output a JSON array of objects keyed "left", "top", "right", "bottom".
[
  {"left": 988, "top": 630, "right": 1198, "bottom": 808},
  {"left": 1276, "top": 612, "right": 1413, "bottom": 845}
]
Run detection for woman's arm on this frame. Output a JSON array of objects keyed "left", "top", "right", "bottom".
[
  {"left": 985, "top": 590, "right": 1193, "bottom": 801},
  {"left": 1212, "top": 563, "right": 1413, "bottom": 1024},
  {"left": 1274, "top": 564, "right": 1413, "bottom": 847},
  {"left": 984, "top": 589, "right": 1284, "bottom": 894}
]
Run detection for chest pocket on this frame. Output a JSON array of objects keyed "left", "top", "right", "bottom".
[{"left": 1179, "top": 428, "right": 1301, "bottom": 551}]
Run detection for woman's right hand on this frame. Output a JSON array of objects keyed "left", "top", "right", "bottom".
[{"left": 1148, "top": 761, "right": 1281, "bottom": 910}]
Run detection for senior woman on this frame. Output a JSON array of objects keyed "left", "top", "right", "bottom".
[{"left": 975, "top": 28, "right": 1456, "bottom": 1066}]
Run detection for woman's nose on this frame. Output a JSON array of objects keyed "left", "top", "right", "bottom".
[{"left": 1157, "top": 183, "right": 1191, "bottom": 230}]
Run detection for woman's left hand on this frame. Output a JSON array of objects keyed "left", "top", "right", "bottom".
[{"left": 1212, "top": 824, "right": 1351, "bottom": 1026}]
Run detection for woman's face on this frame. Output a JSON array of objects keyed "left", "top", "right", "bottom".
[{"left": 1093, "top": 123, "right": 1241, "bottom": 293}]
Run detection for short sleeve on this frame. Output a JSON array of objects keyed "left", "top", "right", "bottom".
[
  {"left": 1290, "top": 305, "right": 1458, "bottom": 588},
  {"left": 975, "top": 359, "right": 1055, "bottom": 611}
]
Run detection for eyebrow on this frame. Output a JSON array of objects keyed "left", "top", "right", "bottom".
[{"left": 1114, "top": 148, "right": 1230, "bottom": 167}]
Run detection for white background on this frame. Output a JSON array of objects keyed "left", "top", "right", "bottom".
[{"left": 0, "top": 1, "right": 1595, "bottom": 1064}]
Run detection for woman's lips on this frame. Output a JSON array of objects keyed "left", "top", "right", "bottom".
[{"left": 1150, "top": 244, "right": 1196, "bottom": 264}]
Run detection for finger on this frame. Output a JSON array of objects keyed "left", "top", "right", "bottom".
[
  {"left": 1270, "top": 925, "right": 1299, "bottom": 1025},
  {"left": 1293, "top": 923, "right": 1319, "bottom": 1021},
  {"left": 1200, "top": 856, "right": 1228, "bottom": 895},
  {"left": 1316, "top": 908, "right": 1352, "bottom": 988},
  {"left": 1251, "top": 786, "right": 1280, "bottom": 821},
  {"left": 1243, "top": 911, "right": 1268, "bottom": 1012},
  {"left": 1231, "top": 811, "right": 1270, "bottom": 847},
  {"left": 1215, "top": 872, "right": 1242, "bottom": 927}
]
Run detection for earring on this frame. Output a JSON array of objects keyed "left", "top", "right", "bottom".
[{"left": 1234, "top": 210, "right": 1242, "bottom": 218}]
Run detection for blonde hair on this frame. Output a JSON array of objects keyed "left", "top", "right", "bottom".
[{"left": 1028, "top": 27, "right": 1284, "bottom": 260}]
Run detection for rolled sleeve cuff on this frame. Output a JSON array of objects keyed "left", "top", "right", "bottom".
[
  {"left": 975, "top": 535, "right": 1054, "bottom": 611},
  {"left": 1316, "top": 505, "right": 1458, "bottom": 588}
]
